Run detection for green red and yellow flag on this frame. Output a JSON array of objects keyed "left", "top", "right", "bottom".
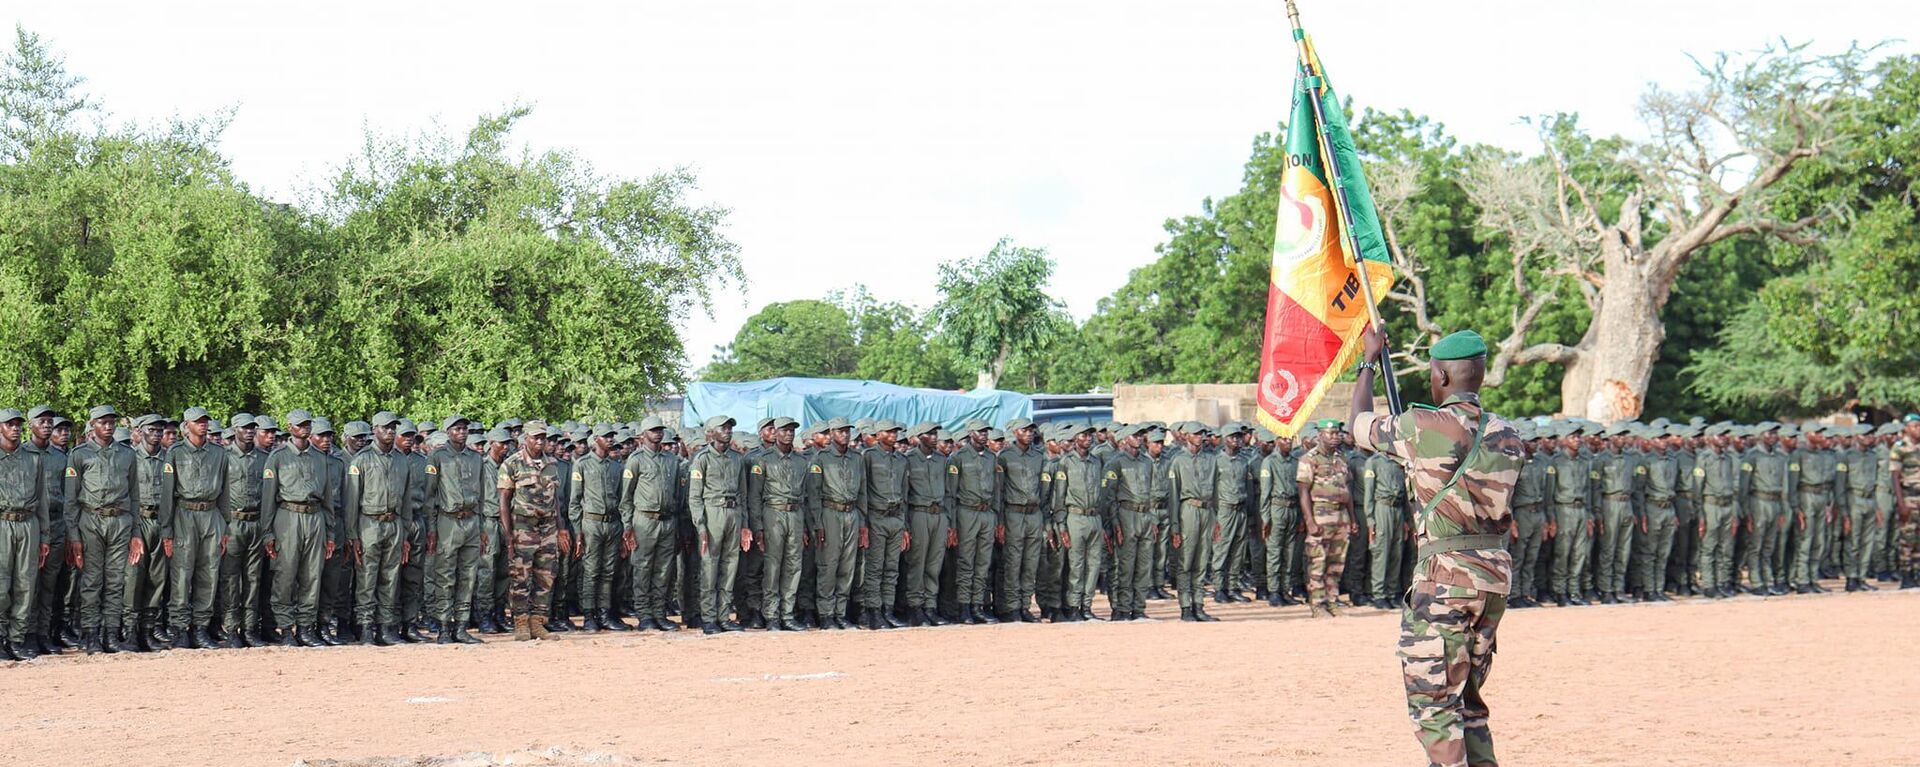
[{"left": 1255, "top": 28, "right": 1394, "bottom": 438}]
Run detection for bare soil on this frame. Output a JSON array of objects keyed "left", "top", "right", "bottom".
[{"left": 3, "top": 581, "right": 1913, "bottom": 766}]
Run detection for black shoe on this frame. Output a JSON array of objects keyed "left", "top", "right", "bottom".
[
  {"left": 297, "top": 626, "right": 325, "bottom": 647},
  {"left": 1039, "top": 606, "right": 1054, "bottom": 621},
  {"left": 767, "top": 619, "right": 788, "bottom": 632},
  {"left": 10, "top": 640, "right": 38, "bottom": 660},
  {"left": 886, "top": 611, "right": 909, "bottom": 629},
  {"left": 436, "top": 626, "right": 456, "bottom": 644},
  {"left": 781, "top": 618, "right": 806, "bottom": 631},
  {"left": 280, "top": 626, "right": 302, "bottom": 647},
  {"left": 1017, "top": 609, "right": 1039, "bottom": 624},
  {"left": 959, "top": 606, "right": 977, "bottom": 625},
  {"left": 907, "top": 609, "right": 928, "bottom": 628},
  {"left": 1859, "top": 578, "right": 1879, "bottom": 592},
  {"left": 745, "top": 614, "right": 767, "bottom": 631},
  {"left": 702, "top": 624, "right": 722, "bottom": 635},
  {"left": 1111, "top": 609, "right": 1128, "bottom": 621},
  {"left": 1180, "top": 607, "right": 1197, "bottom": 622},
  {"left": 454, "top": 626, "right": 483, "bottom": 644},
  {"left": 1278, "top": 592, "right": 1300, "bottom": 606},
  {"left": 544, "top": 617, "right": 572, "bottom": 633},
  {"left": 1810, "top": 581, "right": 1829, "bottom": 593},
  {"left": 1266, "top": 593, "right": 1283, "bottom": 607},
  {"left": 719, "top": 619, "right": 745, "bottom": 632},
  {"left": 146, "top": 624, "right": 170, "bottom": 650},
  {"left": 978, "top": 607, "right": 1000, "bottom": 624},
  {"left": 1079, "top": 608, "right": 1099, "bottom": 622},
  {"left": 377, "top": 624, "right": 404, "bottom": 645},
  {"left": 927, "top": 610, "right": 951, "bottom": 626},
  {"left": 1195, "top": 605, "right": 1220, "bottom": 622},
  {"left": 660, "top": 617, "right": 683, "bottom": 632},
  {"left": 1211, "top": 589, "right": 1229, "bottom": 604},
  {"left": 582, "top": 614, "right": 603, "bottom": 632},
  {"left": 604, "top": 611, "right": 633, "bottom": 631},
  {"left": 477, "top": 614, "right": 501, "bottom": 634}
]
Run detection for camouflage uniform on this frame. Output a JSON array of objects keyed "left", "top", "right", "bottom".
[
  {"left": 1356, "top": 392, "right": 1522, "bottom": 767},
  {"left": 497, "top": 449, "right": 563, "bottom": 621},
  {"left": 1295, "top": 444, "right": 1353, "bottom": 608},
  {"left": 1891, "top": 436, "right": 1920, "bottom": 579}
]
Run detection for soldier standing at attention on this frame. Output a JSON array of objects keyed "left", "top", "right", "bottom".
[
  {"left": 1296, "top": 420, "right": 1355, "bottom": 618},
  {"left": 1591, "top": 425, "right": 1641, "bottom": 604},
  {"left": 901, "top": 423, "right": 951, "bottom": 626},
  {"left": 948, "top": 419, "right": 1000, "bottom": 625},
  {"left": 1841, "top": 426, "right": 1883, "bottom": 592},
  {"left": 1106, "top": 424, "right": 1156, "bottom": 621},
  {"left": 1352, "top": 328, "right": 1523, "bottom": 767},
  {"left": 426, "top": 415, "right": 487, "bottom": 643},
  {"left": 261, "top": 410, "right": 337, "bottom": 647},
  {"left": 1668, "top": 426, "right": 1701, "bottom": 596},
  {"left": 1506, "top": 428, "right": 1550, "bottom": 608},
  {"left": 1051, "top": 423, "right": 1107, "bottom": 621},
  {"left": 125, "top": 414, "right": 171, "bottom": 651},
  {"left": 1146, "top": 426, "right": 1174, "bottom": 600},
  {"left": 497, "top": 422, "right": 571, "bottom": 640},
  {"left": 1789, "top": 427, "right": 1840, "bottom": 594},
  {"left": 1166, "top": 423, "right": 1218, "bottom": 622},
  {"left": 346, "top": 413, "right": 416, "bottom": 645},
  {"left": 219, "top": 415, "right": 272, "bottom": 647},
  {"left": 1631, "top": 427, "right": 1679, "bottom": 602},
  {"left": 809, "top": 418, "right": 865, "bottom": 629},
  {"left": 67, "top": 405, "right": 139, "bottom": 653},
  {"left": 689, "top": 416, "right": 750, "bottom": 634},
  {"left": 0, "top": 409, "right": 49, "bottom": 661},
  {"left": 1546, "top": 427, "right": 1592, "bottom": 606},
  {"left": 568, "top": 424, "right": 627, "bottom": 632},
  {"left": 1362, "top": 439, "right": 1410, "bottom": 610},
  {"left": 620, "top": 417, "right": 682, "bottom": 631},
  {"left": 1258, "top": 432, "right": 1302, "bottom": 606},
  {"left": 747, "top": 416, "right": 808, "bottom": 631},
  {"left": 994, "top": 419, "right": 1046, "bottom": 623},
  {"left": 860, "top": 421, "right": 910, "bottom": 629},
  {"left": 1210, "top": 423, "right": 1256, "bottom": 604},
  {"left": 163, "top": 409, "right": 228, "bottom": 651},
  {"left": 1744, "top": 424, "right": 1795, "bottom": 595},
  {"left": 1691, "top": 425, "right": 1745, "bottom": 598},
  {"left": 1890, "top": 416, "right": 1920, "bottom": 588},
  {"left": 25, "top": 406, "right": 68, "bottom": 656}
]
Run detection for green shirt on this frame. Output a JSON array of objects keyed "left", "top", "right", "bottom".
[
  {"left": 997, "top": 443, "right": 1048, "bottom": 509},
  {"left": 426, "top": 444, "right": 489, "bottom": 514},
  {"left": 948, "top": 445, "right": 1000, "bottom": 512},
  {"left": 809, "top": 445, "right": 867, "bottom": 514},
  {"left": 568, "top": 452, "right": 623, "bottom": 524},
  {"left": 620, "top": 445, "right": 682, "bottom": 527},
  {"left": 0, "top": 443, "right": 49, "bottom": 531},
  {"left": 1049, "top": 449, "right": 1106, "bottom": 517},
  {"left": 749, "top": 447, "right": 811, "bottom": 534},
  {"left": 64, "top": 438, "right": 139, "bottom": 528},
  {"left": 344, "top": 444, "right": 415, "bottom": 543},
  {"left": 863, "top": 446, "right": 908, "bottom": 512},
  {"left": 133, "top": 443, "right": 171, "bottom": 531},
  {"left": 259, "top": 441, "right": 336, "bottom": 542}
]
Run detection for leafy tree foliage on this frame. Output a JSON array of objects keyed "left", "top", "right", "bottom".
[{"left": 931, "top": 238, "right": 1069, "bottom": 390}]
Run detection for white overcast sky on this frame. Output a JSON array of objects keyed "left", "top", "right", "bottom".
[{"left": 11, "top": 1, "right": 1900, "bottom": 371}]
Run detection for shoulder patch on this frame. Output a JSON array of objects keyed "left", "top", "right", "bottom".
[
  {"left": 690, "top": 470, "right": 703, "bottom": 480},
  {"left": 1693, "top": 467, "right": 1705, "bottom": 477},
  {"left": 571, "top": 472, "right": 583, "bottom": 482},
  {"left": 1259, "top": 469, "right": 1270, "bottom": 478},
  {"left": 1546, "top": 467, "right": 1556, "bottom": 475},
  {"left": 1105, "top": 470, "right": 1117, "bottom": 480},
  {"left": 622, "top": 469, "right": 634, "bottom": 479},
  {"left": 1054, "top": 471, "right": 1066, "bottom": 481},
  {"left": 948, "top": 465, "right": 959, "bottom": 475},
  {"left": 65, "top": 467, "right": 77, "bottom": 477},
  {"left": 1836, "top": 464, "right": 1848, "bottom": 472},
  {"left": 1169, "top": 468, "right": 1177, "bottom": 478},
  {"left": 1589, "top": 471, "right": 1599, "bottom": 480},
  {"left": 1789, "top": 463, "right": 1800, "bottom": 472},
  {"left": 262, "top": 468, "right": 275, "bottom": 479},
  {"left": 348, "top": 465, "right": 361, "bottom": 476},
  {"left": 1634, "top": 465, "right": 1646, "bottom": 475},
  {"left": 810, "top": 465, "right": 823, "bottom": 474},
  {"left": 1741, "top": 463, "right": 1753, "bottom": 471},
  {"left": 425, "top": 465, "right": 438, "bottom": 475},
  {"left": 995, "top": 465, "right": 1003, "bottom": 473},
  {"left": 751, "top": 465, "right": 762, "bottom": 475},
  {"left": 163, "top": 463, "right": 174, "bottom": 474},
  {"left": 1040, "top": 473, "right": 1051, "bottom": 482},
  {"left": 1363, "top": 470, "right": 1375, "bottom": 478}
]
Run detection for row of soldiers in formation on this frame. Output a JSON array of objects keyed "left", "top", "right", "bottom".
[{"left": 0, "top": 405, "right": 1915, "bottom": 658}]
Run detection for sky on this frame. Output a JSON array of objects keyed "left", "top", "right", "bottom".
[{"left": 10, "top": 0, "right": 1901, "bottom": 371}]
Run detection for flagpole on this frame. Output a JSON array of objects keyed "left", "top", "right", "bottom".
[{"left": 1284, "top": 0, "right": 1403, "bottom": 415}]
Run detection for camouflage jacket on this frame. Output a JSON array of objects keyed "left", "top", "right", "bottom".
[
  {"left": 1355, "top": 392, "right": 1522, "bottom": 594},
  {"left": 1294, "top": 446, "right": 1352, "bottom": 518},
  {"left": 497, "top": 451, "right": 563, "bottom": 525}
]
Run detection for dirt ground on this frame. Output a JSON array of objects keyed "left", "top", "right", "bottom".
[{"left": 2, "top": 581, "right": 1914, "bottom": 767}]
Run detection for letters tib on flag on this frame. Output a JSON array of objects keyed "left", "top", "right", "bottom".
[{"left": 1255, "top": 35, "right": 1393, "bottom": 439}]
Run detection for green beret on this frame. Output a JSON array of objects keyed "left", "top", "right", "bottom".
[
  {"left": 1315, "top": 419, "right": 1342, "bottom": 431},
  {"left": 1429, "top": 330, "right": 1489, "bottom": 361}
]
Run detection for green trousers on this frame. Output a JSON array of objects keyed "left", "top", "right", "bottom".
[
  {"left": 33, "top": 519, "right": 66, "bottom": 637},
  {"left": 1150, "top": 506, "right": 1171, "bottom": 588},
  {"left": 1209, "top": 501, "right": 1247, "bottom": 593},
  {"left": 321, "top": 512, "right": 352, "bottom": 625},
  {"left": 354, "top": 517, "right": 404, "bottom": 626},
  {"left": 1113, "top": 506, "right": 1154, "bottom": 613},
  {"left": 1633, "top": 505, "right": 1676, "bottom": 594},
  {"left": 269, "top": 508, "right": 328, "bottom": 627},
  {"left": 628, "top": 512, "right": 678, "bottom": 622},
  {"left": 1698, "top": 499, "right": 1738, "bottom": 590},
  {"left": 219, "top": 515, "right": 264, "bottom": 633},
  {"left": 123, "top": 514, "right": 167, "bottom": 628},
  {"left": 699, "top": 505, "right": 743, "bottom": 623},
  {"left": 759, "top": 508, "right": 804, "bottom": 621},
  {"left": 78, "top": 511, "right": 134, "bottom": 631},
  {"left": 1064, "top": 513, "right": 1105, "bottom": 612},
  {"left": 576, "top": 515, "right": 620, "bottom": 615},
  {"left": 954, "top": 508, "right": 996, "bottom": 607},
  {"left": 401, "top": 521, "right": 428, "bottom": 623},
  {"left": 168, "top": 507, "right": 225, "bottom": 630},
  {"left": 862, "top": 512, "right": 906, "bottom": 611},
  {"left": 429, "top": 513, "right": 483, "bottom": 624},
  {"left": 736, "top": 508, "right": 764, "bottom": 619},
  {"left": 1745, "top": 498, "right": 1787, "bottom": 588},
  {"left": 1370, "top": 504, "right": 1407, "bottom": 601},
  {"left": 1509, "top": 507, "right": 1544, "bottom": 600},
  {"left": 1787, "top": 494, "right": 1831, "bottom": 587},
  {"left": 904, "top": 508, "right": 948, "bottom": 611},
  {"left": 995, "top": 509, "right": 1042, "bottom": 614},
  {"left": 0, "top": 518, "right": 40, "bottom": 643},
  {"left": 1844, "top": 497, "right": 1881, "bottom": 579},
  {"left": 474, "top": 516, "right": 508, "bottom": 618},
  {"left": 1036, "top": 515, "right": 1067, "bottom": 612},
  {"left": 1262, "top": 503, "right": 1300, "bottom": 595},
  {"left": 1548, "top": 505, "right": 1587, "bottom": 597},
  {"left": 1172, "top": 505, "right": 1215, "bottom": 608},
  {"left": 815, "top": 508, "right": 860, "bottom": 617},
  {"left": 1596, "top": 497, "right": 1635, "bottom": 594}
]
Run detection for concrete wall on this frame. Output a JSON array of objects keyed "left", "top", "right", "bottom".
[{"left": 1114, "top": 382, "right": 1356, "bottom": 428}]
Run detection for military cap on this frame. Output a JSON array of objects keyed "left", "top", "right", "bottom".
[
  {"left": 0, "top": 408, "right": 22, "bottom": 424},
  {"left": 958, "top": 418, "right": 987, "bottom": 433},
  {"left": 772, "top": 416, "right": 800, "bottom": 430},
  {"left": 872, "top": 419, "right": 904, "bottom": 433},
  {"left": 984, "top": 428, "right": 1004, "bottom": 441},
  {"left": 1090, "top": 420, "right": 1112, "bottom": 434},
  {"left": 25, "top": 405, "right": 54, "bottom": 421},
  {"left": 285, "top": 409, "right": 314, "bottom": 427},
  {"left": 482, "top": 427, "right": 509, "bottom": 443},
  {"left": 1649, "top": 417, "right": 1670, "bottom": 428},
  {"left": 567, "top": 427, "right": 591, "bottom": 442},
  {"left": 594, "top": 423, "right": 620, "bottom": 438},
  {"left": 419, "top": 420, "right": 438, "bottom": 434},
  {"left": 819, "top": 416, "right": 850, "bottom": 432},
  {"left": 1192, "top": 422, "right": 1215, "bottom": 435},
  {"left": 230, "top": 413, "right": 256, "bottom": 429},
  {"left": 639, "top": 415, "right": 667, "bottom": 432},
  {"left": 854, "top": 417, "right": 875, "bottom": 432},
  {"left": 1006, "top": 417, "right": 1034, "bottom": 433},
  {"left": 1055, "top": 422, "right": 1093, "bottom": 438},
  {"left": 343, "top": 420, "right": 372, "bottom": 437},
  {"left": 522, "top": 420, "right": 550, "bottom": 437},
  {"left": 87, "top": 405, "right": 120, "bottom": 421},
  {"left": 128, "top": 414, "right": 158, "bottom": 429},
  {"left": 254, "top": 415, "right": 280, "bottom": 431},
  {"left": 442, "top": 414, "right": 470, "bottom": 428},
  {"left": 675, "top": 427, "right": 699, "bottom": 443},
  {"left": 180, "top": 406, "right": 211, "bottom": 423},
  {"left": 936, "top": 429, "right": 956, "bottom": 442},
  {"left": 1253, "top": 425, "right": 1276, "bottom": 442},
  {"left": 1877, "top": 422, "right": 1900, "bottom": 436},
  {"left": 499, "top": 417, "right": 524, "bottom": 429},
  {"left": 689, "top": 434, "right": 708, "bottom": 448},
  {"left": 908, "top": 421, "right": 941, "bottom": 438},
  {"left": 472, "top": 430, "right": 491, "bottom": 445},
  {"left": 370, "top": 412, "right": 400, "bottom": 428},
  {"left": 1779, "top": 423, "right": 1801, "bottom": 437},
  {"left": 392, "top": 418, "right": 418, "bottom": 436},
  {"left": 1852, "top": 424, "right": 1873, "bottom": 437},
  {"left": 1122, "top": 422, "right": 1154, "bottom": 438},
  {"left": 310, "top": 417, "right": 336, "bottom": 435},
  {"left": 113, "top": 427, "right": 131, "bottom": 443},
  {"left": 1904, "top": 414, "right": 1920, "bottom": 423},
  {"left": 756, "top": 417, "right": 777, "bottom": 431},
  {"left": 737, "top": 435, "right": 761, "bottom": 450},
  {"left": 1429, "top": 330, "right": 1489, "bottom": 360},
  {"left": 701, "top": 415, "right": 736, "bottom": 431},
  {"left": 615, "top": 429, "right": 635, "bottom": 443}
]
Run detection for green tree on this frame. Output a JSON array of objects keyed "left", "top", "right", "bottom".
[
  {"left": 830, "top": 285, "right": 966, "bottom": 389},
  {"left": 932, "top": 238, "right": 1068, "bottom": 390},
  {"left": 703, "top": 299, "right": 858, "bottom": 382}
]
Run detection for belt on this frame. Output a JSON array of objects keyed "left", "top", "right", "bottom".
[
  {"left": 634, "top": 510, "right": 664, "bottom": 519},
  {"left": 1647, "top": 498, "right": 1674, "bottom": 507},
  {"left": 823, "top": 499, "right": 855, "bottom": 512},
  {"left": 1602, "top": 492, "right": 1633, "bottom": 500},
  {"left": 180, "top": 500, "right": 217, "bottom": 512},
  {"left": 714, "top": 497, "right": 738, "bottom": 509},
  {"left": 83, "top": 503, "right": 124, "bottom": 517},
  {"left": 965, "top": 502, "right": 993, "bottom": 513},
  {"left": 229, "top": 510, "right": 259, "bottom": 521},
  {"left": 513, "top": 511, "right": 553, "bottom": 521},
  {"left": 1752, "top": 491, "right": 1783, "bottom": 501},
  {"left": 1556, "top": 500, "right": 1586, "bottom": 507},
  {"left": 911, "top": 503, "right": 944, "bottom": 515},
  {"left": 584, "top": 511, "right": 613, "bottom": 520},
  {"left": 283, "top": 501, "right": 319, "bottom": 514},
  {"left": 444, "top": 509, "right": 477, "bottom": 520},
  {"left": 869, "top": 502, "right": 902, "bottom": 516},
  {"left": 1117, "top": 501, "right": 1151, "bottom": 513},
  {"left": 364, "top": 512, "right": 397, "bottom": 523},
  {"left": 766, "top": 501, "right": 800, "bottom": 513},
  {"left": 1703, "top": 495, "right": 1733, "bottom": 503},
  {"left": 1066, "top": 507, "right": 1099, "bottom": 516},
  {"left": 1181, "top": 499, "right": 1208, "bottom": 508},
  {"left": 1797, "top": 486, "right": 1832, "bottom": 495},
  {"left": 447, "top": 503, "right": 478, "bottom": 515},
  {"left": 1416, "top": 533, "right": 1507, "bottom": 562},
  {"left": 139, "top": 505, "right": 160, "bottom": 519},
  {"left": 0, "top": 511, "right": 29, "bottom": 522},
  {"left": 1005, "top": 503, "right": 1039, "bottom": 515}
]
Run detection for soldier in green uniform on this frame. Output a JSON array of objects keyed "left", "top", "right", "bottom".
[
  {"left": 1352, "top": 329, "right": 1523, "bottom": 767},
  {"left": 218, "top": 415, "right": 272, "bottom": 646},
  {"left": 901, "top": 422, "right": 951, "bottom": 626},
  {"left": 1258, "top": 431, "right": 1302, "bottom": 606},
  {"left": 25, "top": 406, "right": 69, "bottom": 655},
  {"left": 1505, "top": 426, "right": 1550, "bottom": 608},
  {"left": 746, "top": 416, "right": 807, "bottom": 631},
  {"left": 860, "top": 420, "right": 910, "bottom": 629},
  {"left": 1692, "top": 424, "right": 1745, "bottom": 598},
  {"left": 948, "top": 419, "right": 1000, "bottom": 625},
  {"left": 1630, "top": 426, "right": 1679, "bottom": 601},
  {"left": 1106, "top": 424, "right": 1156, "bottom": 620},
  {"left": 1840, "top": 426, "right": 1883, "bottom": 591},
  {"left": 476, "top": 428, "right": 513, "bottom": 632},
  {"left": 314, "top": 420, "right": 353, "bottom": 643},
  {"left": 123, "top": 414, "right": 170, "bottom": 650},
  {"left": 497, "top": 421, "right": 570, "bottom": 640},
  {"left": 346, "top": 412, "right": 416, "bottom": 645},
  {"left": 994, "top": 418, "right": 1046, "bottom": 622},
  {"left": 67, "top": 405, "right": 140, "bottom": 653},
  {"left": 158, "top": 407, "right": 227, "bottom": 650},
  {"left": 1667, "top": 425, "right": 1701, "bottom": 596},
  {"left": 1545, "top": 426, "right": 1592, "bottom": 606},
  {"left": 567, "top": 424, "right": 626, "bottom": 632},
  {"left": 1743, "top": 424, "right": 1795, "bottom": 595},
  {"left": 1209, "top": 423, "right": 1256, "bottom": 604},
  {"left": 1363, "top": 442, "right": 1409, "bottom": 610},
  {"left": 0, "top": 409, "right": 50, "bottom": 661},
  {"left": 1146, "top": 425, "right": 1174, "bottom": 600},
  {"left": 689, "top": 416, "right": 751, "bottom": 634},
  {"left": 1789, "top": 427, "right": 1840, "bottom": 594},
  {"left": 1050, "top": 423, "right": 1107, "bottom": 621},
  {"left": 426, "top": 415, "right": 487, "bottom": 643},
  {"left": 1033, "top": 423, "right": 1067, "bottom": 620},
  {"left": 809, "top": 417, "right": 865, "bottom": 629},
  {"left": 1166, "top": 423, "right": 1218, "bottom": 622},
  {"left": 620, "top": 417, "right": 682, "bottom": 630},
  {"left": 1297, "top": 420, "right": 1355, "bottom": 618},
  {"left": 1590, "top": 424, "right": 1642, "bottom": 604},
  {"left": 261, "top": 410, "right": 336, "bottom": 647}
]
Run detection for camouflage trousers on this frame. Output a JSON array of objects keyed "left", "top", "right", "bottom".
[
  {"left": 506, "top": 517, "right": 559, "bottom": 618},
  {"left": 1303, "top": 528, "right": 1349, "bottom": 605},
  {"left": 1899, "top": 503, "right": 1920, "bottom": 571},
  {"left": 1400, "top": 578, "right": 1505, "bottom": 767}
]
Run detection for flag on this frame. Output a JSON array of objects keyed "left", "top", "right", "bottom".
[{"left": 1255, "top": 29, "right": 1394, "bottom": 438}]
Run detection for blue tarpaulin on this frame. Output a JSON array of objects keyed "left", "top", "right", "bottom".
[{"left": 683, "top": 378, "right": 1032, "bottom": 432}]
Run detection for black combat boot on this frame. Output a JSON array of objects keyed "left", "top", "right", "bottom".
[
  {"left": 1193, "top": 604, "right": 1220, "bottom": 622},
  {"left": 603, "top": 610, "right": 633, "bottom": 631},
  {"left": 297, "top": 625, "right": 325, "bottom": 647},
  {"left": 11, "top": 639, "right": 39, "bottom": 660},
  {"left": 977, "top": 606, "right": 1000, "bottom": 624},
  {"left": 1180, "top": 607, "right": 1198, "bottom": 622}
]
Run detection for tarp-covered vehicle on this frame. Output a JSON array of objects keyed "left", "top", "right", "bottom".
[{"left": 682, "top": 377, "right": 1032, "bottom": 432}]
